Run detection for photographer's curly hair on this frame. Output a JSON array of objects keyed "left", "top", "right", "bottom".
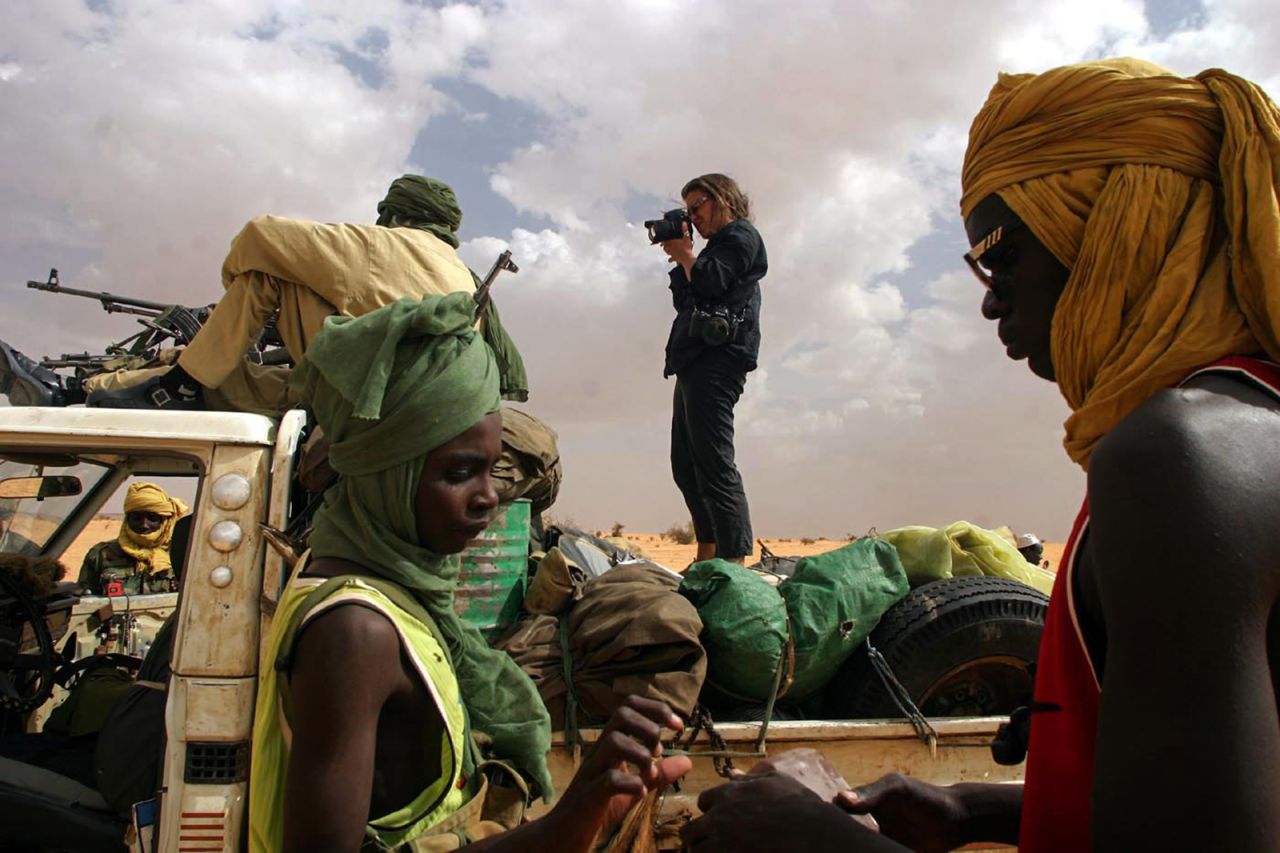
[{"left": 682, "top": 173, "right": 752, "bottom": 222}]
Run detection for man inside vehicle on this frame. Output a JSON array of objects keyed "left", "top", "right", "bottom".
[
  {"left": 251, "top": 292, "right": 690, "bottom": 851},
  {"left": 684, "top": 58, "right": 1280, "bottom": 852},
  {"left": 0, "top": 515, "right": 192, "bottom": 851},
  {"left": 78, "top": 482, "right": 188, "bottom": 596}
]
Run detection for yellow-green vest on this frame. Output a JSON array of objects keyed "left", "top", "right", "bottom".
[{"left": 248, "top": 572, "right": 475, "bottom": 851}]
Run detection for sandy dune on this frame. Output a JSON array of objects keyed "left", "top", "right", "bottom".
[
  {"left": 619, "top": 533, "right": 1066, "bottom": 575},
  {"left": 58, "top": 518, "right": 1066, "bottom": 580},
  {"left": 60, "top": 517, "right": 122, "bottom": 579},
  {"left": 617, "top": 534, "right": 848, "bottom": 570}
]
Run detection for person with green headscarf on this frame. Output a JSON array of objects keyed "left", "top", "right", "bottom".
[
  {"left": 249, "top": 292, "right": 689, "bottom": 852},
  {"left": 87, "top": 175, "right": 478, "bottom": 415}
]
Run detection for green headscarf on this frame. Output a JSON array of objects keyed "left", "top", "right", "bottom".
[
  {"left": 376, "top": 174, "right": 463, "bottom": 248},
  {"left": 290, "top": 292, "right": 554, "bottom": 799}
]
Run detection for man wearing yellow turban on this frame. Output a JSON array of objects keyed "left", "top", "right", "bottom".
[
  {"left": 78, "top": 482, "right": 189, "bottom": 596},
  {"left": 685, "top": 60, "right": 1280, "bottom": 853}
]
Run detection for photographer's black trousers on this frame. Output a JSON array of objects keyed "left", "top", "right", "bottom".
[{"left": 671, "top": 350, "right": 753, "bottom": 559}]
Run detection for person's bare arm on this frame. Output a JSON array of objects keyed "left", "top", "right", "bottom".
[
  {"left": 838, "top": 776, "right": 1022, "bottom": 851},
  {"left": 460, "top": 696, "right": 692, "bottom": 852},
  {"left": 282, "top": 604, "right": 408, "bottom": 852},
  {"left": 683, "top": 773, "right": 909, "bottom": 852},
  {"left": 1087, "top": 378, "right": 1280, "bottom": 850}
]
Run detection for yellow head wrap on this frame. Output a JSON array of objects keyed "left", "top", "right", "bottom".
[
  {"left": 961, "top": 58, "right": 1280, "bottom": 467},
  {"left": 118, "top": 482, "right": 189, "bottom": 575}
]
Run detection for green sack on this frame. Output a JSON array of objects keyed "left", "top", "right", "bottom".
[
  {"left": 678, "top": 560, "right": 788, "bottom": 702},
  {"left": 778, "top": 537, "right": 910, "bottom": 700}
]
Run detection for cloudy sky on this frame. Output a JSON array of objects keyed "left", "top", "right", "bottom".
[{"left": 3, "top": 0, "right": 1278, "bottom": 541}]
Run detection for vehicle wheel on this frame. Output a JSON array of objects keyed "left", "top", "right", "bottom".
[
  {"left": 0, "top": 570, "right": 57, "bottom": 717},
  {"left": 824, "top": 576, "right": 1049, "bottom": 719}
]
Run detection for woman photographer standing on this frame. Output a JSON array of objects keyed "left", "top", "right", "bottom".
[{"left": 661, "top": 173, "right": 767, "bottom": 563}]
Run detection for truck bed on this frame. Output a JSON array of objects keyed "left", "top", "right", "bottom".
[{"left": 537, "top": 715, "right": 1021, "bottom": 818}]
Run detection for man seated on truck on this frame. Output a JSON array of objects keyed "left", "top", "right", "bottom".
[
  {"left": 683, "top": 59, "right": 1280, "bottom": 853},
  {"left": 81, "top": 174, "right": 478, "bottom": 415},
  {"left": 250, "top": 292, "right": 690, "bottom": 851},
  {"left": 77, "top": 482, "right": 188, "bottom": 596}
]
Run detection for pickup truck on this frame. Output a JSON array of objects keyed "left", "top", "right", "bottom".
[{"left": 0, "top": 408, "right": 1027, "bottom": 852}]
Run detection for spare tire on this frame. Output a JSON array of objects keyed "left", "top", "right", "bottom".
[{"left": 824, "top": 576, "right": 1049, "bottom": 719}]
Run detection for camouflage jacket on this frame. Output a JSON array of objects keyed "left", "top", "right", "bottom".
[{"left": 77, "top": 540, "right": 176, "bottom": 596}]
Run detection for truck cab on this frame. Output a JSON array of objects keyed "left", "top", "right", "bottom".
[
  {"left": 0, "top": 407, "right": 303, "bottom": 851},
  {"left": 0, "top": 407, "right": 1024, "bottom": 852}
]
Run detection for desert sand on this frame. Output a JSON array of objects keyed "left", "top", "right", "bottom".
[
  {"left": 617, "top": 532, "right": 1066, "bottom": 574},
  {"left": 60, "top": 517, "right": 121, "bottom": 579},
  {"left": 618, "top": 534, "right": 848, "bottom": 570},
  {"left": 59, "top": 518, "right": 1066, "bottom": 580}
]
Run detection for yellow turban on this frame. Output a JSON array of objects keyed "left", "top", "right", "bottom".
[
  {"left": 118, "top": 482, "right": 189, "bottom": 575},
  {"left": 961, "top": 58, "right": 1280, "bottom": 467}
]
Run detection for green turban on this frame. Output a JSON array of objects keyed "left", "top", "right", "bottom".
[
  {"left": 290, "top": 292, "right": 554, "bottom": 799},
  {"left": 376, "top": 174, "right": 463, "bottom": 248},
  {"left": 294, "top": 292, "right": 499, "bottom": 474}
]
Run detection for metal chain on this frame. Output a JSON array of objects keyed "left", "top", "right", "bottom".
[{"left": 670, "top": 705, "right": 738, "bottom": 779}]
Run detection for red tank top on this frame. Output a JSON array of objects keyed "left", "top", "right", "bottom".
[{"left": 1018, "top": 355, "right": 1280, "bottom": 851}]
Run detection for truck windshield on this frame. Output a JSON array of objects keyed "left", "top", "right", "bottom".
[{"left": 0, "top": 458, "right": 113, "bottom": 556}]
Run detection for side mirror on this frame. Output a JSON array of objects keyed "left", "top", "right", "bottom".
[{"left": 0, "top": 475, "right": 83, "bottom": 500}]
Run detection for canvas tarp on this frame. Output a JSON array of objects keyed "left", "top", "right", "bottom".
[
  {"left": 882, "top": 522, "right": 1055, "bottom": 595},
  {"left": 496, "top": 563, "right": 705, "bottom": 729}
]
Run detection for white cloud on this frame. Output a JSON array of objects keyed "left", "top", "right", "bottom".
[
  {"left": 0, "top": 1, "right": 483, "bottom": 350},
  {"left": 1, "top": 0, "right": 1272, "bottom": 542}
]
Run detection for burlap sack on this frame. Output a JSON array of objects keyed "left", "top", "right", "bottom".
[
  {"left": 491, "top": 407, "right": 561, "bottom": 515},
  {"left": 496, "top": 564, "right": 706, "bottom": 728}
]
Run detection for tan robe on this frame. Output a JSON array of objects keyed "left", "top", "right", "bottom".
[{"left": 89, "top": 216, "right": 476, "bottom": 415}]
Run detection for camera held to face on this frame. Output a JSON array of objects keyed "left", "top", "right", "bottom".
[{"left": 644, "top": 208, "right": 691, "bottom": 244}]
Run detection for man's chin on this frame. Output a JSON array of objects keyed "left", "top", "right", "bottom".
[
  {"left": 1028, "top": 356, "right": 1056, "bottom": 382},
  {"left": 1003, "top": 342, "right": 1054, "bottom": 380}
]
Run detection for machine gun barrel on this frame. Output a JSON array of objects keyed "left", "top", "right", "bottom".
[
  {"left": 39, "top": 352, "right": 117, "bottom": 370},
  {"left": 25, "top": 269, "right": 166, "bottom": 317}
]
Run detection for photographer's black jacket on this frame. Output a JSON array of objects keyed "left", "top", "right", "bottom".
[{"left": 664, "top": 219, "right": 767, "bottom": 377}]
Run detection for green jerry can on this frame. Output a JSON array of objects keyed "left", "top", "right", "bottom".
[{"left": 457, "top": 499, "right": 531, "bottom": 641}]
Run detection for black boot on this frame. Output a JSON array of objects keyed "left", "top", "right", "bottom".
[
  {"left": 87, "top": 365, "right": 206, "bottom": 410},
  {"left": 0, "top": 342, "right": 72, "bottom": 406}
]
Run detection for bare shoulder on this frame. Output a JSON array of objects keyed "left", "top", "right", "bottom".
[
  {"left": 290, "top": 601, "right": 406, "bottom": 695},
  {"left": 1086, "top": 374, "right": 1280, "bottom": 847},
  {"left": 1088, "top": 375, "right": 1280, "bottom": 608},
  {"left": 1095, "top": 375, "right": 1280, "bottom": 475}
]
